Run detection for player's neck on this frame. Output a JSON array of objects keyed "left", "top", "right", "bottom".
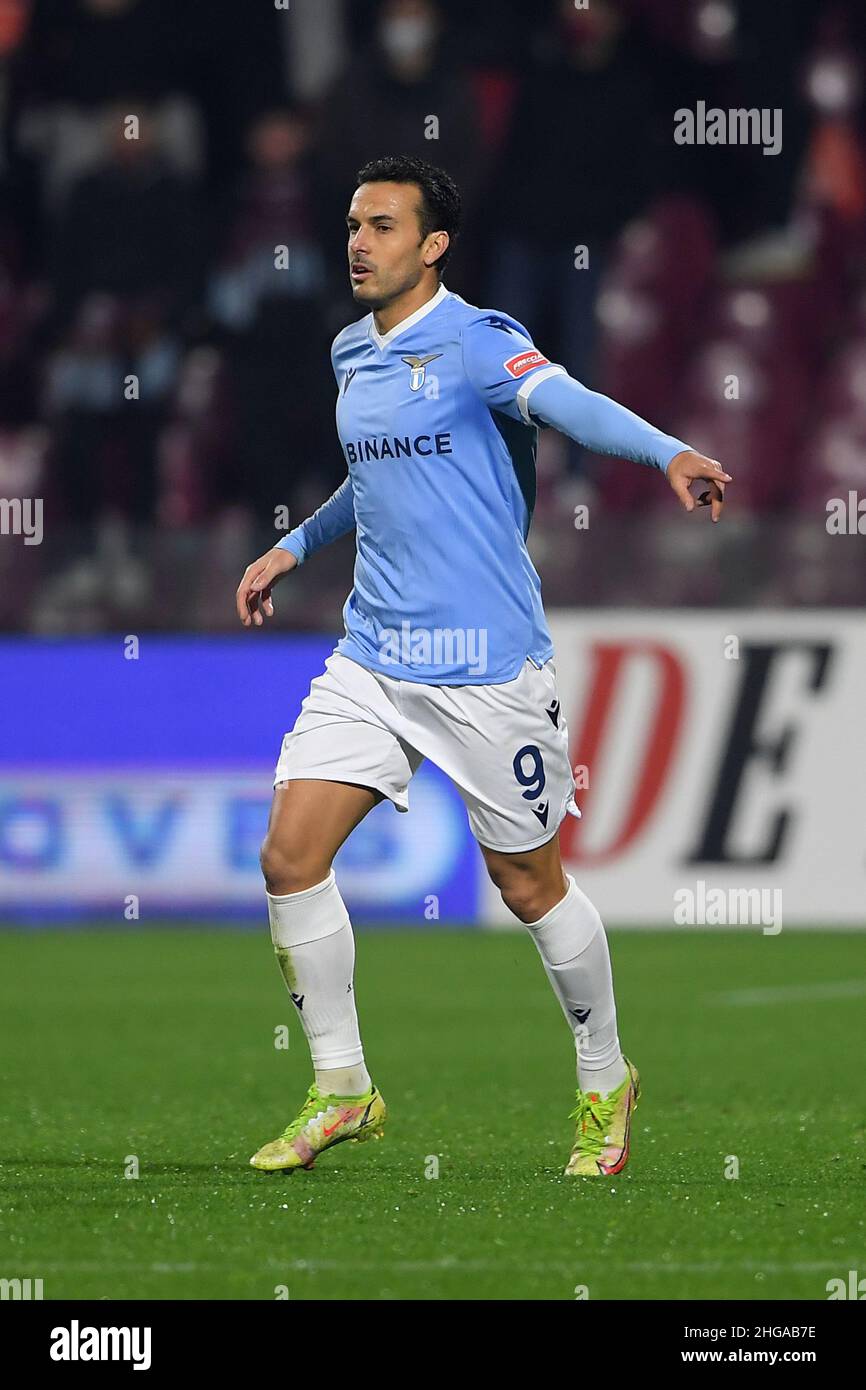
[{"left": 372, "top": 279, "right": 442, "bottom": 336}]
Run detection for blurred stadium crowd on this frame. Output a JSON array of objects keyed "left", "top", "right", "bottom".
[{"left": 1, "top": 0, "right": 865, "bottom": 631}]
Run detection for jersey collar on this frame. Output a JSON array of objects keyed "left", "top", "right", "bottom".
[{"left": 368, "top": 281, "right": 450, "bottom": 350}]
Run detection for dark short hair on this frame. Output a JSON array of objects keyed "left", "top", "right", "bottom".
[{"left": 355, "top": 156, "right": 461, "bottom": 274}]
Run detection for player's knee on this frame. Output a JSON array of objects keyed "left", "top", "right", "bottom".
[
  {"left": 501, "top": 886, "right": 550, "bottom": 924},
  {"left": 492, "top": 856, "right": 572, "bottom": 922},
  {"left": 259, "top": 835, "right": 331, "bottom": 896},
  {"left": 493, "top": 871, "right": 560, "bottom": 925}
]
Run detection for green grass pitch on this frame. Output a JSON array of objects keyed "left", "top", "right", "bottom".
[{"left": 1, "top": 926, "right": 864, "bottom": 1301}]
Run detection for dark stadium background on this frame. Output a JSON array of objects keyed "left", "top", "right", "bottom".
[
  {"left": 2, "top": 0, "right": 866, "bottom": 629},
  {"left": 0, "top": 0, "right": 865, "bottom": 1310}
]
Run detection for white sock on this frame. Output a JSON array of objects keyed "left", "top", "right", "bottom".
[
  {"left": 315, "top": 1064, "right": 372, "bottom": 1098},
  {"left": 524, "top": 875, "right": 628, "bottom": 1096},
  {"left": 266, "top": 870, "right": 372, "bottom": 1094}
]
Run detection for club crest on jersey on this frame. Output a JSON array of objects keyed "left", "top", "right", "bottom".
[
  {"left": 401, "top": 352, "right": 442, "bottom": 392},
  {"left": 504, "top": 349, "right": 549, "bottom": 378}
]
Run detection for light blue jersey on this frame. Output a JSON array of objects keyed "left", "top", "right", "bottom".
[{"left": 278, "top": 283, "right": 689, "bottom": 684}]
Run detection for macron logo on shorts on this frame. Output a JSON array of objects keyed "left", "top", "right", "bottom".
[{"left": 503, "top": 349, "right": 549, "bottom": 379}]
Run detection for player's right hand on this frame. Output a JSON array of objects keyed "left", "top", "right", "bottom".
[{"left": 236, "top": 547, "right": 298, "bottom": 627}]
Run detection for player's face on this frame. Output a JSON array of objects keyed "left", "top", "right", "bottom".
[{"left": 346, "top": 182, "right": 438, "bottom": 307}]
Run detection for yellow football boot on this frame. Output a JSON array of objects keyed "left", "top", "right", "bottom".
[
  {"left": 565, "top": 1057, "right": 640, "bottom": 1177},
  {"left": 250, "top": 1082, "right": 386, "bottom": 1172}
]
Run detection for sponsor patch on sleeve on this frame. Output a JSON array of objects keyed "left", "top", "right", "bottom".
[{"left": 503, "top": 349, "right": 549, "bottom": 378}]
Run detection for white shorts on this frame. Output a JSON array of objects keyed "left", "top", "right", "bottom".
[{"left": 273, "top": 651, "right": 580, "bottom": 853}]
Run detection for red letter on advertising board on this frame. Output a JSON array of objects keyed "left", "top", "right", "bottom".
[{"left": 560, "top": 642, "right": 686, "bottom": 865}]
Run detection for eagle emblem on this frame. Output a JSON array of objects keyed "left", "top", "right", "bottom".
[{"left": 401, "top": 352, "right": 442, "bottom": 392}]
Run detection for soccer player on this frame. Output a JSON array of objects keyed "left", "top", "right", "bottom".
[{"left": 237, "top": 156, "right": 731, "bottom": 1177}]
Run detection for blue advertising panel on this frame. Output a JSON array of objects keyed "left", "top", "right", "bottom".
[{"left": 0, "top": 638, "right": 481, "bottom": 923}]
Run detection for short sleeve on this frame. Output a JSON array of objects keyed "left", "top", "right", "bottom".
[{"left": 461, "top": 313, "right": 566, "bottom": 423}]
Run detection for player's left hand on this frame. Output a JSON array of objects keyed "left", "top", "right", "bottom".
[{"left": 666, "top": 450, "right": 732, "bottom": 522}]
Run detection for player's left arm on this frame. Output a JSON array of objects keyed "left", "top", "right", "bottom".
[
  {"left": 524, "top": 372, "right": 732, "bottom": 521},
  {"left": 461, "top": 316, "right": 732, "bottom": 521}
]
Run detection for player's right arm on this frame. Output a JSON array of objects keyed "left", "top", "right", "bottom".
[{"left": 236, "top": 475, "right": 356, "bottom": 627}]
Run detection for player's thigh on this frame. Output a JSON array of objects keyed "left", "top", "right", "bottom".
[
  {"left": 264, "top": 652, "right": 421, "bottom": 892},
  {"left": 405, "top": 657, "right": 576, "bottom": 856},
  {"left": 274, "top": 651, "right": 421, "bottom": 816},
  {"left": 261, "top": 778, "right": 383, "bottom": 894}
]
